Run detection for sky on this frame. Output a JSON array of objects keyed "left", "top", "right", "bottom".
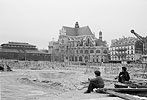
[{"left": 0, "top": 0, "right": 147, "bottom": 49}]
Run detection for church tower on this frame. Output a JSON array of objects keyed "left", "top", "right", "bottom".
[
  {"left": 75, "top": 22, "right": 79, "bottom": 28},
  {"left": 99, "top": 31, "right": 102, "bottom": 41}
]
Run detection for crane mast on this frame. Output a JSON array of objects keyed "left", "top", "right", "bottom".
[{"left": 131, "top": 30, "right": 147, "bottom": 55}]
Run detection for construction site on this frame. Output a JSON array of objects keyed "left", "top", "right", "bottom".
[
  {"left": 0, "top": 29, "right": 147, "bottom": 100},
  {"left": 1, "top": 60, "right": 147, "bottom": 100},
  {"left": 1, "top": 0, "right": 147, "bottom": 99}
]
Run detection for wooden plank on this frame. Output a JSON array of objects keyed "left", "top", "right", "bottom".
[
  {"left": 84, "top": 97, "right": 124, "bottom": 100},
  {"left": 104, "top": 90, "right": 141, "bottom": 100},
  {"left": 115, "top": 82, "right": 147, "bottom": 88},
  {"left": 100, "top": 88, "right": 147, "bottom": 92},
  {"left": 96, "top": 88, "right": 147, "bottom": 93}
]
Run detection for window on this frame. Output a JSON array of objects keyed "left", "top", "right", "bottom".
[
  {"left": 76, "top": 50, "right": 78, "bottom": 54},
  {"left": 72, "top": 56, "right": 74, "bottom": 61},
  {"left": 80, "top": 50, "right": 83, "bottom": 53},
  {"left": 85, "top": 50, "right": 89, "bottom": 54},
  {"left": 84, "top": 56, "right": 88, "bottom": 62},
  {"left": 131, "top": 51, "right": 133, "bottom": 54},
  {"left": 132, "top": 57, "right": 134, "bottom": 60},
  {"left": 90, "top": 50, "right": 94, "bottom": 53},
  {"left": 103, "top": 50, "right": 107, "bottom": 54},
  {"left": 96, "top": 50, "right": 100, "bottom": 53},
  {"left": 69, "top": 56, "right": 72, "bottom": 61},
  {"left": 97, "top": 59, "right": 99, "bottom": 62},
  {"left": 75, "top": 56, "right": 77, "bottom": 61},
  {"left": 79, "top": 56, "right": 82, "bottom": 61},
  {"left": 131, "top": 46, "right": 133, "bottom": 49}
]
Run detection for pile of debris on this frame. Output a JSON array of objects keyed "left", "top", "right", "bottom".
[{"left": 0, "top": 63, "right": 12, "bottom": 72}]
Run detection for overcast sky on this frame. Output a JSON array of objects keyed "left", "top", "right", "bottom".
[{"left": 0, "top": 0, "right": 147, "bottom": 49}]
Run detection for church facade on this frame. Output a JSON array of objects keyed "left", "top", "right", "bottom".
[{"left": 55, "top": 22, "right": 109, "bottom": 63}]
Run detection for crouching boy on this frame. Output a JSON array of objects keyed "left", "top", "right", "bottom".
[{"left": 84, "top": 70, "right": 104, "bottom": 93}]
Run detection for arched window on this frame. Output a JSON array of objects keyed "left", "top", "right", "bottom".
[
  {"left": 103, "top": 50, "right": 107, "bottom": 54},
  {"left": 95, "top": 42, "right": 98, "bottom": 46},
  {"left": 69, "top": 56, "right": 72, "bottom": 61},
  {"left": 90, "top": 50, "right": 94, "bottom": 53},
  {"left": 84, "top": 56, "right": 89, "bottom": 62},
  {"left": 97, "top": 59, "right": 99, "bottom": 62},
  {"left": 80, "top": 40, "right": 83, "bottom": 46},
  {"left": 87, "top": 38, "right": 90, "bottom": 45},
  {"left": 80, "top": 50, "right": 83, "bottom": 54},
  {"left": 79, "top": 56, "right": 83, "bottom": 61},
  {"left": 72, "top": 56, "right": 74, "bottom": 61},
  {"left": 86, "top": 38, "right": 90, "bottom": 46},
  {"left": 85, "top": 50, "right": 89, "bottom": 54},
  {"left": 76, "top": 50, "right": 78, "bottom": 54},
  {"left": 96, "top": 50, "right": 100, "bottom": 53},
  {"left": 75, "top": 56, "right": 77, "bottom": 61}
]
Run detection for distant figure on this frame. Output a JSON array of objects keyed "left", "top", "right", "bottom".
[
  {"left": 6, "top": 64, "right": 12, "bottom": 71},
  {"left": 0, "top": 64, "right": 4, "bottom": 71},
  {"left": 84, "top": 70, "right": 104, "bottom": 93},
  {"left": 116, "top": 67, "right": 130, "bottom": 83}
]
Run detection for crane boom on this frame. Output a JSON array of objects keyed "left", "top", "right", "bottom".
[
  {"left": 131, "top": 30, "right": 147, "bottom": 55},
  {"left": 131, "top": 30, "right": 145, "bottom": 43}
]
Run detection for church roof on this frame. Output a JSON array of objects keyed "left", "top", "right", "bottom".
[
  {"left": 77, "top": 26, "right": 93, "bottom": 35},
  {"left": 63, "top": 26, "right": 77, "bottom": 36},
  {"left": 62, "top": 26, "right": 93, "bottom": 36}
]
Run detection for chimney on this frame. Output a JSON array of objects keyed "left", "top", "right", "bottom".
[{"left": 99, "top": 31, "right": 102, "bottom": 41}]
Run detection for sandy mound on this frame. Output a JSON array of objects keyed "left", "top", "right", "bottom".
[{"left": 1, "top": 70, "right": 113, "bottom": 100}]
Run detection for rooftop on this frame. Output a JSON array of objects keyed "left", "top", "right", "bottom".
[
  {"left": 61, "top": 22, "right": 93, "bottom": 36},
  {"left": 111, "top": 37, "right": 138, "bottom": 47},
  {"left": 1, "top": 42, "right": 36, "bottom": 48}
]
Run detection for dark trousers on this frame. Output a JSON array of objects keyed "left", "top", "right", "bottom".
[
  {"left": 118, "top": 76, "right": 125, "bottom": 83},
  {"left": 87, "top": 81, "right": 104, "bottom": 92}
]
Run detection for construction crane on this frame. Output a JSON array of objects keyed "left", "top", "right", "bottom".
[{"left": 131, "top": 29, "right": 147, "bottom": 55}]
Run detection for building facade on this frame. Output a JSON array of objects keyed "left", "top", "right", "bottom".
[
  {"left": 49, "top": 22, "right": 109, "bottom": 63},
  {"left": 0, "top": 42, "right": 51, "bottom": 61},
  {"left": 48, "top": 41, "right": 61, "bottom": 61},
  {"left": 110, "top": 37, "right": 143, "bottom": 63}
]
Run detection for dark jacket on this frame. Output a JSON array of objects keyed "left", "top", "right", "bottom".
[
  {"left": 90, "top": 76, "right": 104, "bottom": 87},
  {"left": 118, "top": 71, "right": 130, "bottom": 83}
]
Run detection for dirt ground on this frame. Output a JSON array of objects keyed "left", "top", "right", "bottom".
[{"left": 0, "top": 69, "right": 118, "bottom": 100}]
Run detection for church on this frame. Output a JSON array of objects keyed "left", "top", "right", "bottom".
[{"left": 49, "top": 22, "right": 109, "bottom": 63}]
